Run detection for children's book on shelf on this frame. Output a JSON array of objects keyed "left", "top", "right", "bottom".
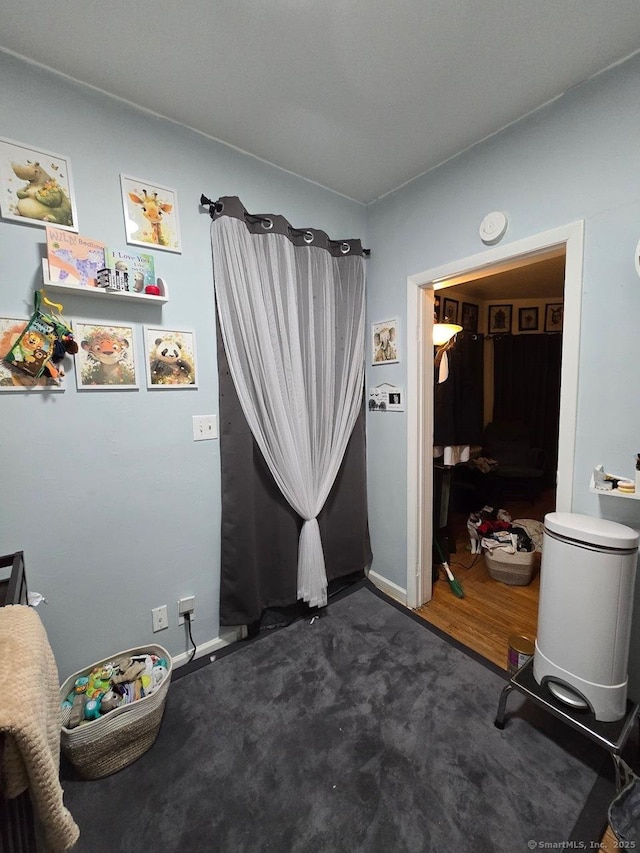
[
  {"left": 104, "top": 248, "right": 155, "bottom": 293},
  {"left": 46, "top": 226, "right": 105, "bottom": 288}
]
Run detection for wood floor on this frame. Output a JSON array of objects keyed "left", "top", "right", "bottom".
[
  {"left": 415, "top": 489, "right": 552, "bottom": 670},
  {"left": 414, "top": 487, "right": 618, "bottom": 851}
]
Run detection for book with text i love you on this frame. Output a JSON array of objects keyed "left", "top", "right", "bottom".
[{"left": 104, "top": 247, "right": 155, "bottom": 292}]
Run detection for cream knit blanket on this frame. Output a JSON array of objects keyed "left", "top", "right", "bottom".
[{"left": 0, "top": 605, "right": 79, "bottom": 851}]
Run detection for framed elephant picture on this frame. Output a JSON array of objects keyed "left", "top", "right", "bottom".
[
  {"left": 372, "top": 318, "right": 399, "bottom": 365},
  {"left": 0, "top": 137, "right": 78, "bottom": 231}
]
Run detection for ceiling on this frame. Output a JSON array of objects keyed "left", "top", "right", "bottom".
[
  {"left": 2, "top": 2, "right": 640, "bottom": 204},
  {"left": 443, "top": 254, "right": 566, "bottom": 302}
]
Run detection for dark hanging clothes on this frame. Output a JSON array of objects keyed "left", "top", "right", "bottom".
[
  {"left": 434, "top": 333, "right": 484, "bottom": 448},
  {"left": 492, "top": 334, "right": 562, "bottom": 481}
]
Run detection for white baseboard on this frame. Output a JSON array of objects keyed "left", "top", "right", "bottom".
[
  {"left": 171, "top": 626, "right": 242, "bottom": 669},
  {"left": 368, "top": 570, "right": 408, "bottom": 606}
]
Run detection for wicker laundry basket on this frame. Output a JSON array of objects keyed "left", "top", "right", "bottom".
[
  {"left": 59, "top": 644, "right": 172, "bottom": 779},
  {"left": 484, "top": 547, "right": 540, "bottom": 586}
]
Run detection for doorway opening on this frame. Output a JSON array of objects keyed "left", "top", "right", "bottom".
[{"left": 405, "top": 222, "right": 584, "bottom": 667}]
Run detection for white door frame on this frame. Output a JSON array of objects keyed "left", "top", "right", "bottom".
[{"left": 405, "top": 221, "right": 584, "bottom": 609}]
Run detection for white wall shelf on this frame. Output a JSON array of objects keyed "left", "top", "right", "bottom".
[
  {"left": 40, "top": 259, "right": 168, "bottom": 304},
  {"left": 589, "top": 474, "right": 640, "bottom": 500}
]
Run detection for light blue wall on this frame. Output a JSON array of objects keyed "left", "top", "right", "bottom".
[
  {"left": 365, "top": 54, "right": 640, "bottom": 697},
  {"left": 5, "top": 46, "right": 640, "bottom": 697},
  {"left": 0, "top": 51, "right": 366, "bottom": 679}
]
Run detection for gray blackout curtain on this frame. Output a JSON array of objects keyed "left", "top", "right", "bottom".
[{"left": 209, "top": 197, "right": 372, "bottom": 629}]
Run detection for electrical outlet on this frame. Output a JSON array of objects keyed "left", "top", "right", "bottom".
[
  {"left": 152, "top": 605, "right": 169, "bottom": 632},
  {"left": 192, "top": 414, "right": 218, "bottom": 441},
  {"left": 178, "top": 596, "right": 195, "bottom": 625}
]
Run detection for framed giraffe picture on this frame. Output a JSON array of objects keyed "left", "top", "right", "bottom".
[{"left": 120, "top": 174, "right": 182, "bottom": 254}]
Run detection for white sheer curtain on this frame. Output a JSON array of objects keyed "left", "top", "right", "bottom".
[{"left": 211, "top": 213, "right": 365, "bottom": 608}]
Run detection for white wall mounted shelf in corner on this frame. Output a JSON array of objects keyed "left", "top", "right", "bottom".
[
  {"left": 589, "top": 474, "right": 640, "bottom": 501},
  {"left": 40, "top": 260, "right": 168, "bottom": 304}
]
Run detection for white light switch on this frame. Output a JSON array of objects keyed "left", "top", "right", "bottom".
[{"left": 192, "top": 414, "right": 218, "bottom": 441}]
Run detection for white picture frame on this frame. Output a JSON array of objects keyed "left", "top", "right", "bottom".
[
  {"left": 368, "top": 383, "right": 404, "bottom": 412},
  {"left": 120, "top": 174, "right": 181, "bottom": 254},
  {"left": 372, "top": 318, "right": 399, "bottom": 365},
  {"left": 73, "top": 322, "right": 138, "bottom": 390},
  {"left": 143, "top": 327, "right": 198, "bottom": 389},
  {"left": 0, "top": 137, "right": 78, "bottom": 231}
]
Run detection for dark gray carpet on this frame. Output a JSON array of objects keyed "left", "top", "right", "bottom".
[{"left": 62, "top": 582, "right": 610, "bottom": 852}]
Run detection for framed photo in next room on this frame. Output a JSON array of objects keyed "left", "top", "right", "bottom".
[
  {"left": 544, "top": 303, "right": 564, "bottom": 333},
  {"left": 518, "top": 306, "right": 539, "bottom": 332},
  {"left": 434, "top": 293, "right": 442, "bottom": 321},
  {"left": 488, "top": 304, "right": 512, "bottom": 335},
  {"left": 461, "top": 302, "right": 479, "bottom": 334},
  {"left": 442, "top": 297, "right": 459, "bottom": 324},
  {"left": 144, "top": 327, "right": 198, "bottom": 389}
]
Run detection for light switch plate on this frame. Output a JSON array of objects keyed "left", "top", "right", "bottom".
[{"left": 192, "top": 414, "right": 217, "bottom": 441}]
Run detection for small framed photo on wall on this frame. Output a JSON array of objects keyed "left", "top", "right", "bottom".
[
  {"left": 442, "top": 297, "right": 459, "bottom": 324},
  {"left": 461, "top": 302, "right": 479, "bottom": 333},
  {"left": 518, "top": 307, "right": 539, "bottom": 332},
  {"left": 372, "top": 318, "right": 399, "bottom": 365},
  {"left": 488, "top": 304, "right": 512, "bottom": 335},
  {"left": 144, "top": 327, "right": 198, "bottom": 388},
  {"left": 544, "top": 303, "right": 564, "bottom": 332},
  {"left": 73, "top": 322, "right": 138, "bottom": 390}
]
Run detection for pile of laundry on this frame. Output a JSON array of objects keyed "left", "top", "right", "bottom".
[{"left": 467, "top": 506, "right": 544, "bottom": 556}]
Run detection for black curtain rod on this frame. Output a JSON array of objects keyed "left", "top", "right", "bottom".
[{"left": 200, "top": 195, "right": 370, "bottom": 257}]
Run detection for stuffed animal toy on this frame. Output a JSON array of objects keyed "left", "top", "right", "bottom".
[
  {"left": 99, "top": 690, "right": 121, "bottom": 713},
  {"left": 3, "top": 290, "right": 76, "bottom": 383},
  {"left": 112, "top": 656, "right": 147, "bottom": 684}
]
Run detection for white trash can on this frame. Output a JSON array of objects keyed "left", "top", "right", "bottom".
[{"left": 533, "top": 512, "right": 639, "bottom": 722}]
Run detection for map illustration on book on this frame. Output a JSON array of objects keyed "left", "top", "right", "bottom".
[
  {"left": 46, "top": 226, "right": 105, "bottom": 288},
  {"left": 105, "top": 247, "right": 155, "bottom": 292}
]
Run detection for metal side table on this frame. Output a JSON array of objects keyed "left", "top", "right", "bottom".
[{"left": 494, "top": 658, "right": 639, "bottom": 790}]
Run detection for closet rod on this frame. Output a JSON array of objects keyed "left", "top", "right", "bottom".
[{"left": 200, "top": 195, "right": 370, "bottom": 256}]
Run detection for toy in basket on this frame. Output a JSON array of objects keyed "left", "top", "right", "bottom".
[{"left": 59, "top": 644, "right": 172, "bottom": 779}]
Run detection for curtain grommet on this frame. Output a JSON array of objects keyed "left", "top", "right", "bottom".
[
  {"left": 304, "top": 231, "right": 314, "bottom": 244},
  {"left": 261, "top": 218, "right": 274, "bottom": 230},
  {"left": 340, "top": 242, "right": 350, "bottom": 254}
]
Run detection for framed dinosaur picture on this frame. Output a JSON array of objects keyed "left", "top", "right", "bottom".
[
  {"left": 73, "top": 322, "right": 139, "bottom": 391},
  {"left": 120, "top": 174, "right": 182, "bottom": 254},
  {"left": 0, "top": 137, "right": 78, "bottom": 231}
]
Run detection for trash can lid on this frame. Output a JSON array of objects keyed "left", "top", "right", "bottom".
[{"left": 545, "top": 512, "right": 639, "bottom": 549}]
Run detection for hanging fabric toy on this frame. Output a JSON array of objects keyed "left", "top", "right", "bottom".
[{"left": 2, "top": 289, "right": 77, "bottom": 384}]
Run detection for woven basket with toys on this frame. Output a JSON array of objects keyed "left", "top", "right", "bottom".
[{"left": 59, "top": 644, "right": 172, "bottom": 779}]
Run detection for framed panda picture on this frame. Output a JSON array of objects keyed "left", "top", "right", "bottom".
[{"left": 143, "top": 327, "right": 198, "bottom": 389}]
